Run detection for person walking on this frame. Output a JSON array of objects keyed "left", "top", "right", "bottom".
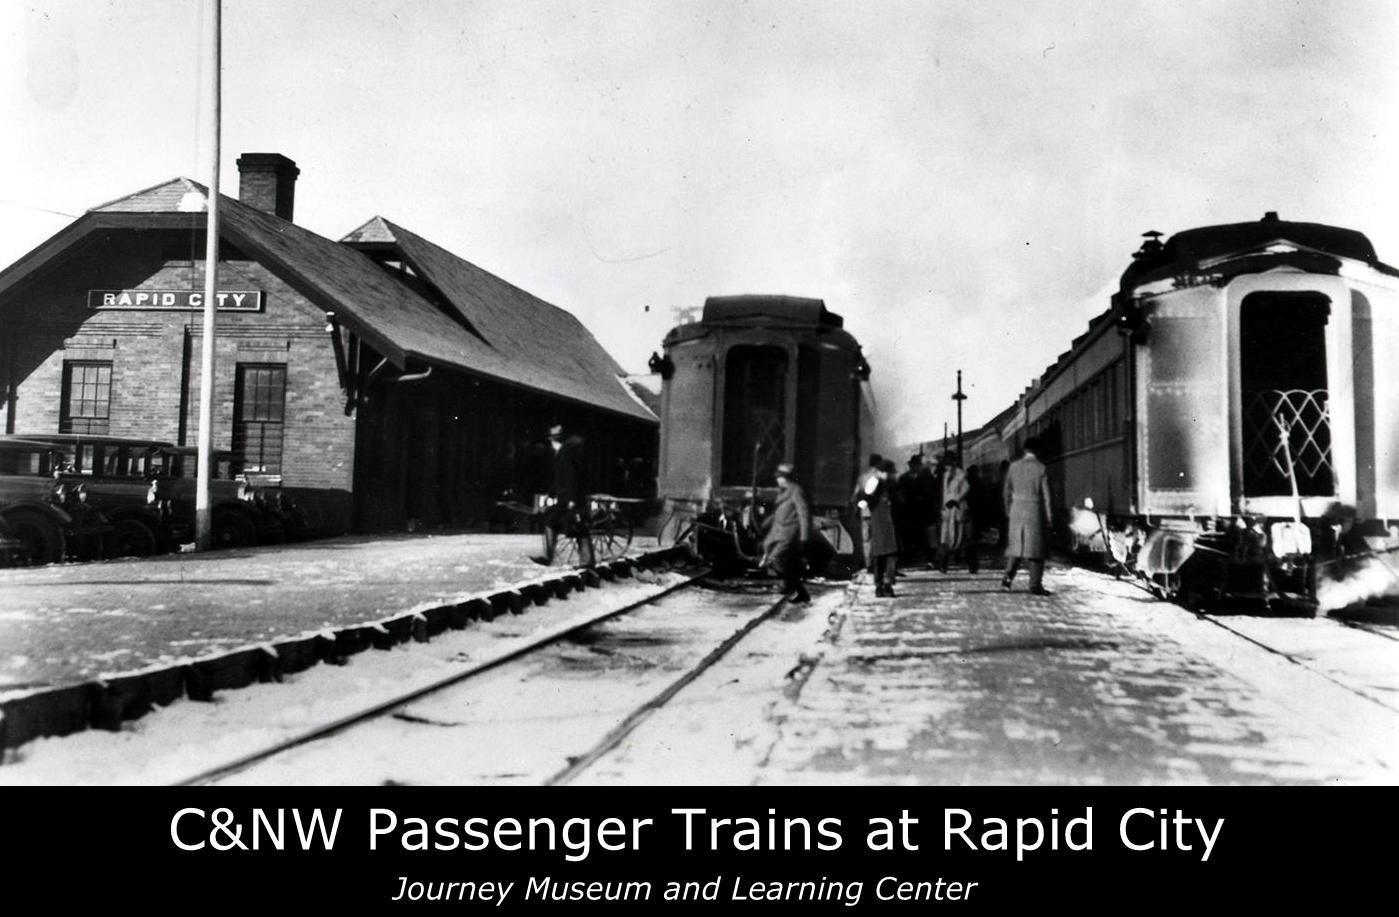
[
  {"left": 532, "top": 423, "right": 594, "bottom": 567},
  {"left": 1002, "top": 437, "right": 1053, "bottom": 595},
  {"left": 850, "top": 453, "right": 883, "bottom": 574},
  {"left": 936, "top": 461, "right": 970, "bottom": 573},
  {"left": 762, "top": 463, "right": 812, "bottom": 603},
  {"left": 860, "top": 458, "right": 900, "bottom": 597}
]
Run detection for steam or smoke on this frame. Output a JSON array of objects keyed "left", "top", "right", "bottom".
[{"left": 1316, "top": 555, "right": 1399, "bottom": 613}]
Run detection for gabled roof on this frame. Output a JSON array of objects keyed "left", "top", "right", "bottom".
[
  {"left": 0, "top": 179, "right": 655, "bottom": 424},
  {"left": 342, "top": 216, "right": 650, "bottom": 422}
]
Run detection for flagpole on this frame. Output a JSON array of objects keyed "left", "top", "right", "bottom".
[{"left": 195, "top": 0, "right": 221, "bottom": 550}]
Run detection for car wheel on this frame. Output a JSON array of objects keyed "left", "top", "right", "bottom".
[
  {"left": 212, "top": 510, "right": 257, "bottom": 549},
  {"left": 1, "top": 508, "right": 67, "bottom": 565},
  {"left": 109, "top": 517, "right": 159, "bottom": 558}
]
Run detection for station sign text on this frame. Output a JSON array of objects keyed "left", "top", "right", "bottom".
[{"left": 89, "top": 289, "right": 263, "bottom": 311}]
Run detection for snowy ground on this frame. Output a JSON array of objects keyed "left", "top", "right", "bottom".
[
  {"left": 5, "top": 547, "right": 1396, "bottom": 786},
  {"left": 0, "top": 532, "right": 638, "bottom": 693},
  {"left": 0, "top": 568, "right": 697, "bottom": 785}
]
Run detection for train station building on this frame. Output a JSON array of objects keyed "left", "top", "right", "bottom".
[{"left": 0, "top": 153, "right": 658, "bottom": 534}]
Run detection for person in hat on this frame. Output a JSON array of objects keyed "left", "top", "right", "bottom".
[
  {"left": 761, "top": 462, "right": 811, "bottom": 604},
  {"left": 1002, "top": 436, "right": 1053, "bottom": 595},
  {"left": 860, "top": 458, "right": 900, "bottom": 596},
  {"left": 532, "top": 422, "right": 594, "bottom": 567}
]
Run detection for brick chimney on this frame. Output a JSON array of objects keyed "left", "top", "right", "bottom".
[{"left": 236, "top": 153, "right": 300, "bottom": 220}]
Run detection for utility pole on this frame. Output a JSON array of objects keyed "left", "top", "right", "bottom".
[
  {"left": 952, "top": 370, "right": 967, "bottom": 466},
  {"left": 195, "top": 0, "right": 221, "bottom": 550}
]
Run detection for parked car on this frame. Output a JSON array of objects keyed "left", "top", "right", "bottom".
[
  {"left": 0, "top": 434, "right": 307, "bottom": 557},
  {"left": 0, "top": 437, "right": 152, "bottom": 564}
]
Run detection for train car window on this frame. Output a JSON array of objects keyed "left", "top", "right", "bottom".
[
  {"left": 722, "top": 345, "right": 788, "bottom": 487},
  {"left": 1240, "top": 292, "right": 1333, "bottom": 496}
]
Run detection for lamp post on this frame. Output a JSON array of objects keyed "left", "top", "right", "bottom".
[{"left": 952, "top": 370, "right": 967, "bottom": 466}]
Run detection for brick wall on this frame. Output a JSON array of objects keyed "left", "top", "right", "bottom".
[{"left": 0, "top": 229, "right": 355, "bottom": 532}]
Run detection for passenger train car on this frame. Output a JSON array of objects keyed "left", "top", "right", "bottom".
[
  {"left": 987, "top": 212, "right": 1399, "bottom": 606},
  {"left": 653, "top": 295, "right": 871, "bottom": 568}
]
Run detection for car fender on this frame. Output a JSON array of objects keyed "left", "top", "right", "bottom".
[{"left": 1, "top": 500, "right": 73, "bottom": 526}]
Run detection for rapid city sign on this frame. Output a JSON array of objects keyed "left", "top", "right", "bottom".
[{"left": 88, "top": 289, "right": 263, "bottom": 311}]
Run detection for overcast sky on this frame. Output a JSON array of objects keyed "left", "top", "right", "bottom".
[{"left": 4, "top": 1, "right": 1396, "bottom": 448}]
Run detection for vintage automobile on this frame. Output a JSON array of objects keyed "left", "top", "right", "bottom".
[
  {"left": 0, "top": 434, "right": 309, "bottom": 556},
  {"left": 150, "top": 445, "right": 316, "bottom": 546},
  {"left": 0, "top": 437, "right": 156, "bottom": 564}
]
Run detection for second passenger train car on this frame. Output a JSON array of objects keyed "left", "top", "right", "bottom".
[{"left": 653, "top": 295, "right": 871, "bottom": 564}]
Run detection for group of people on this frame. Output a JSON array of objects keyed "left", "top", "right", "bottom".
[
  {"left": 531, "top": 418, "right": 1053, "bottom": 603},
  {"left": 853, "top": 438, "right": 1053, "bottom": 597}
]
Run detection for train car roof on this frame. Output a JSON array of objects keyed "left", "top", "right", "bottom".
[
  {"left": 1120, "top": 212, "right": 1396, "bottom": 290},
  {"left": 702, "top": 295, "right": 845, "bottom": 328}
]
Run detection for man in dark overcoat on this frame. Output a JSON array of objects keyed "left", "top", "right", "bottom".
[
  {"left": 533, "top": 423, "right": 594, "bottom": 567},
  {"left": 1002, "top": 436, "right": 1053, "bottom": 594},
  {"left": 861, "top": 458, "right": 900, "bottom": 596},
  {"left": 762, "top": 463, "right": 811, "bottom": 604},
  {"left": 896, "top": 455, "right": 927, "bottom": 563}
]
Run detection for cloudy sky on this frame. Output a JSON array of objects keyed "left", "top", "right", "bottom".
[{"left": 3, "top": 1, "right": 1396, "bottom": 447}]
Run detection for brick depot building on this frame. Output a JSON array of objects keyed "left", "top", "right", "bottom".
[{"left": 0, "top": 154, "right": 657, "bottom": 533}]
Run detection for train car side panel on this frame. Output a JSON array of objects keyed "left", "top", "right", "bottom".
[
  {"left": 1353, "top": 279, "right": 1399, "bottom": 522},
  {"left": 659, "top": 339, "right": 716, "bottom": 501},
  {"left": 1136, "top": 285, "right": 1230, "bottom": 516},
  {"left": 802, "top": 344, "right": 860, "bottom": 507}
]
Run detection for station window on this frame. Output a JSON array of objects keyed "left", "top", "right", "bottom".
[
  {"left": 233, "top": 363, "right": 286, "bottom": 474},
  {"left": 59, "top": 361, "right": 112, "bottom": 435}
]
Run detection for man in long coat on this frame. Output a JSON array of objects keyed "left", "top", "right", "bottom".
[
  {"left": 861, "top": 458, "right": 900, "bottom": 596},
  {"left": 533, "top": 423, "right": 593, "bottom": 567},
  {"left": 1002, "top": 436, "right": 1053, "bottom": 594},
  {"left": 763, "top": 462, "right": 811, "bottom": 604}
]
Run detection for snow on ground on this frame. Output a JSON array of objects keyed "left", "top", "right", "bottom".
[
  {"left": 0, "top": 533, "right": 649, "bottom": 692},
  {"left": 0, "top": 569, "right": 691, "bottom": 785}
]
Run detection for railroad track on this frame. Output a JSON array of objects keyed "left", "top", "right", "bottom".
[
  {"left": 171, "top": 571, "right": 795, "bottom": 787},
  {"left": 1098, "top": 564, "right": 1399, "bottom": 716}
]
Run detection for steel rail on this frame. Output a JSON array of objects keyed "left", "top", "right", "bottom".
[
  {"left": 169, "top": 567, "right": 711, "bottom": 786},
  {"left": 1088, "top": 563, "right": 1399, "bottom": 715},
  {"left": 543, "top": 592, "right": 793, "bottom": 786}
]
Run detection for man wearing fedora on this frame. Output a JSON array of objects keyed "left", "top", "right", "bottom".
[
  {"left": 532, "top": 422, "right": 594, "bottom": 567},
  {"left": 761, "top": 462, "right": 812, "bottom": 604}
]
